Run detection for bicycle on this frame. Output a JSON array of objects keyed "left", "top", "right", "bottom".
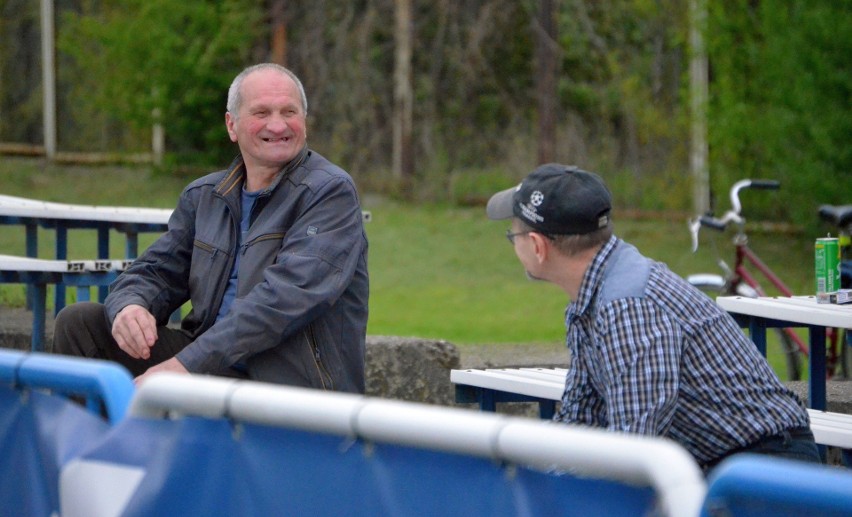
[
  {"left": 687, "top": 179, "right": 806, "bottom": 380},
  {"left": 817, "top": 203, "right": 852, "bottom": 378}
]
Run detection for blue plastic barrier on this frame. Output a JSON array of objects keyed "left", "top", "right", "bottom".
[
  {"left": 702, "top": 455, "right": 852, "bottom": 517},
  {"left": 61, "top": 417, "right": 658, "bottom": 517},
  {"left": 59, "top": 374, "right": 706, "bottom": 517},
  {"left": 0, "top": 349, "right": 134, "bottom": 424},
  {"left": 0, "top": 349, "right": 134, "bottom": 517}
]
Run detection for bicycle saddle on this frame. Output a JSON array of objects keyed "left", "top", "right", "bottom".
[{"left": 818, "top": 204, "right": 852, "bottom": 227}]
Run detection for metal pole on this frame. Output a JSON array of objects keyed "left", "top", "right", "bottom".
[{"left": 40, "top": 0, "right": 57, "bottom": 159}]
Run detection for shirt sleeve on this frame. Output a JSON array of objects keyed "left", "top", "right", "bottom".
[{"left": 595, "top": 299, "right": 683, "bottom": 435}]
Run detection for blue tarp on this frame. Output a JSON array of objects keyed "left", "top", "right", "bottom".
[
  {"left": 0, "top": 386, "right": 110, "bottom": 517},
  {"left": 64, "top": 416, "right": 657, "bottom": 516}
]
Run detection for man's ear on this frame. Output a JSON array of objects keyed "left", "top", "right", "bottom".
[
  {"left": 225, "top": 112, "right": 238, "bottom": 143},
  {"left": 529, "top": 232, "right": 550, "bottom": 264}
]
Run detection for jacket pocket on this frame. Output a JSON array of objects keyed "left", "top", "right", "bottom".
[
  {"left": 189, "top": 238, "right": 231, "bottom": 323},
  {"left": 238, "top": 232, "right": 286, "bottom": 290},
  {"left": 305, "top": 325, "right": 334, "bottom": 391}
]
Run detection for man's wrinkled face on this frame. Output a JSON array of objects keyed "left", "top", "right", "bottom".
[{"left": 225, "top": 69, "right": 307, "bottom": 172}]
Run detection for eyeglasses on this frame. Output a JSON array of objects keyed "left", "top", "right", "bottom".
[
  {"left": 505, "top": 229, "right": 532, "bottom": 244},
  {"left": 505, "top": 229, "right": 554, "bottom": 244}
]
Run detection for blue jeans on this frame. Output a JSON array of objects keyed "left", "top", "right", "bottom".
[{"left": 703, "top": 427, "right": 822, "bottom": 475}]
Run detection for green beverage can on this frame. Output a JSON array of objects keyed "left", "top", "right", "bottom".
[{"left": 815, "top": 236, "right": 841, "bottom": 297}]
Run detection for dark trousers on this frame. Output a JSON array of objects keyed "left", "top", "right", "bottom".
[
  {"left": 53, "top": 302, "right": 193, "bottom": 378},
  {"left": 703, "top": 426, "right": 822, "bottom": 475}
]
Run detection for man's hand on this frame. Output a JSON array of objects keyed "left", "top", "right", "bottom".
[
  {"left": 134, "top": 357, "right": 189, "bottom": 386},
  {"left": 112, "top": 304, "right": 158, "bottom": 360}
]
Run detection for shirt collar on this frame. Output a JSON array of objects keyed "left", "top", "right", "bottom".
[{"left": 567, "top": 235, "right": 619, "bottom": 319}]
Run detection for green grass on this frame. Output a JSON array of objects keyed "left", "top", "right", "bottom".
[{"left": 0, "top": 157, "right": 817, "bottom": 377}]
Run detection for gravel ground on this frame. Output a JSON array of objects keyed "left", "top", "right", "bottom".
[
  {"left": 0, "top": 306, "right": 54, "bottom": 352},
  {"left": 458, "top": 341, "right": 568, "bottom": 369}
]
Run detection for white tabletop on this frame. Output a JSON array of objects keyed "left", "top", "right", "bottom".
[
  {"left": 0, "top": 194, "right": 172, "bottom": 225},
  {"left": 0, "top": 254, "right": 130, "bottom": 273},
  {"left": 716, "top": 295, "right": 852, "bottom": 329}
]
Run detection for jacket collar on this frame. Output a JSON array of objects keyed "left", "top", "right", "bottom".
[{"left": 215, "top": 146, "right": 310, "bottom": 197}]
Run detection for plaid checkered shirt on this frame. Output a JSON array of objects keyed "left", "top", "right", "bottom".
[{"left": 554, "top": 236, "right": 810, "bottom": 464}]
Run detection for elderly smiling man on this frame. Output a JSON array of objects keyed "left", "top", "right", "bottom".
[{"left": 54, "top": 63, "right": 369, "bottom": 393}]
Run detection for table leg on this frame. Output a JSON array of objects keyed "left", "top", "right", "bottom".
[
  {"left": 25, "top": 223, "right": 38, "bottom": 311},
  {"left": 480, "top": 389, "right": 497, "bottom": 412},
  {"left": 76, "top": 286, "right": 91, "bottom": 302},
  {"left": 539, "top": 400, "right": 555, "bottom": 419},
  {"left": 125, "top": 231, "right": 139, "bottom": 259},
  {"left": 808, "top": 326, "right": 826, "bottom": 411},
  {"left": 97, "top": 226, "right": 110, "bottom": 302},
  {"left": 55, "top": 226, "right": 68, "bottom": 315},
  {"left": 749, "top": 318, "right": 768, "bottom": 356},
  {"left": 31, "top": 284, "right": 46, "bottom": 352}
]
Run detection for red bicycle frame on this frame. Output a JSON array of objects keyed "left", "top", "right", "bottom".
[{"left": 731, "top": 236, "right": 843, "bottom": 376}]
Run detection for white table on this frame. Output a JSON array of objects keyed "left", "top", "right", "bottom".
[
  {"left": 0, "top": 194, "right": 372, "bottom": 312},
  {"left": 0, "top": 255, "right": 130, "bottom": 351},
  {"left": 451, "top": 367, "right": 852, "bottom": 452},
  {"left": 716, "top": 295, "right": 852, "bottom": 411},
  {"left": 0, "top": 194, "right": 171, "bottom": 310}
]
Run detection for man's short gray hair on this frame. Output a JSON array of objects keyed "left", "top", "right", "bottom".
[
  {"left": 226, "top": 63, "right": 308, "bottom": 118},
  {"left": 516, "top": 219, "right": 613, "bottom": 257}
]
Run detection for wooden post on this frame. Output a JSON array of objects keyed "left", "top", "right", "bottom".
[
  {"left": 270, "top": 0, "right": 287, "bottom": 65},
  {"left": 152, "top": 110, "right": 164, "bottom": 166},
  {"left": 40, "top": 0, "right": 57, "bottom": 160},
  {"left": 393, "top": 0, "right": 414, "bottom": 189},
  {"left": 690, "top": 0, "right": 709, "bottom": 215},
  {"left": 535, "top": 0, "right": 558, "bottom": 165}
]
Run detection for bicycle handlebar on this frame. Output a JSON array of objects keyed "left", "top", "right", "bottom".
[
  {"left": 689, "top": 178, "right": 780, "bottom": 252},
  {"left": 699, "top": 215, "right": 727, "bottom": 231},
  {"left": 747, "top": 180, "right": 781, "bottom": 190}
]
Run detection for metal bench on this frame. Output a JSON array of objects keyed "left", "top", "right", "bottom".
[{"left": 0, "top": 254, "right": 130, "bottom": 351}]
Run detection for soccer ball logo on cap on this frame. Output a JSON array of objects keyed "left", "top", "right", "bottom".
[{"left": 530, "top": 191, "right": 544, "bottom": 206}]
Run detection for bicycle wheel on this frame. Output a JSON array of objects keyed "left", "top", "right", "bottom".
[{"left": 687, "top": 274, "right": 803, "bottom": 381}]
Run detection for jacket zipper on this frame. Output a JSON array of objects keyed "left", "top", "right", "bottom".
[
  {"left": 241, "top": 232, "right": 286, "bottom": 253},
  {"left": 194, "top": 239, "right": 216, "bottom": 255},
  {"left": 306, "top": 326, "right": 334, "bottom": 391}
]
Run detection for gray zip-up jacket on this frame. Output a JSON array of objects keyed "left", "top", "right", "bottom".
[{"left": 104, "top": 148, "right": 369, "bottom": 393}]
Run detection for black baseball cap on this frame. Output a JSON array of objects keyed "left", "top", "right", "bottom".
[{"left": 486, "top": 163, "right": 612, "bottom": 235}]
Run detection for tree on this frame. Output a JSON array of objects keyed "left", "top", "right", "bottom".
[
  {"left": 393, "top": 0, "right": 414, "bottom": 193},
  {"left": 535, "top": 0, "right": 558, "bottom": 165},
  {"left": 59, "top": 0, "right": 263, "bottom": 167}
]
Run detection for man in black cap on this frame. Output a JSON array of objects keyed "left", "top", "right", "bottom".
[{"left": 487, "top": 163, "right": 820, "bottom": 473}]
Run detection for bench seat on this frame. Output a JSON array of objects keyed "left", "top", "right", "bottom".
[{"left": 451, "top": 367, "right": 852, "bottom": 449}]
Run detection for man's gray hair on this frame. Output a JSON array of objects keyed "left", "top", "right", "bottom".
[
  {"left": 226, "top": 63, "right": 308, "bottom": 118},
  {"left": 516, "top": 219, "right": 613, "bottom": 257}
]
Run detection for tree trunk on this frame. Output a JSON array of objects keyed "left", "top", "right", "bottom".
[
  {"left": 393, "top": 0, "right": 414, "bottom": 191},
  {"left": 270, "top": 0, "right": 287, "bottom": 65},
  {"left": 535, "top": 0, "right": 557, "bottom": 165},
  {"left": 690, "top": 0, "right": 709, "bottom": 215}
]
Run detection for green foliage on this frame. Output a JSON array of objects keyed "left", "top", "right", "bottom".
[
  {"left": 58, "top": 0, "right": 263, "bottom": 166},
  {"left": 1, "top": 0, "right": 848, "bottom": 222},
  {"left": 706, "top": 1, "right": 852, "bottom": 227},
  {"left": 0, "top": 0, "right": 42, "bottom": 143}
]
